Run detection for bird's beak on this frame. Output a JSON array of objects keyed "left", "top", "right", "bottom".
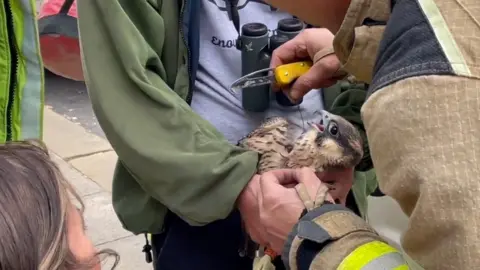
[
  {"left": 310, "top": 122, "right": 324, "bottom": 133},
  {"left": 311, "top": 110, "right": 331, "bottom": 133}
]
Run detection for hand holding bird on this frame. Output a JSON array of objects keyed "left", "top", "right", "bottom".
[{"left": 237, "top": 110, "right": 363, "bottom": 265}]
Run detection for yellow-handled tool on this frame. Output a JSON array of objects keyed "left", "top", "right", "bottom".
[{"left": 230, "top": 61, "right": 313, "bottom": 92}]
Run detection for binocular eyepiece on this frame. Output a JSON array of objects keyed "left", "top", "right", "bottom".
[{"left": 238, "top": 18, "right": 305, "bottom": 112}]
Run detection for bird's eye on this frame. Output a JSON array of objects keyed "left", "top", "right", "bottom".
[{"left": 328, "top": 123, "right": 339, "bottom": 136}]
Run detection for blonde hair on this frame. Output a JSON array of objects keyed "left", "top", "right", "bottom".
[{"left": 0, "top": 140, "right": 119, "bottom": 269}]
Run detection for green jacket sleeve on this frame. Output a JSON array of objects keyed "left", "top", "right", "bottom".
[{"left": 77, "top": 0, "right": 258, "bottom": 226}]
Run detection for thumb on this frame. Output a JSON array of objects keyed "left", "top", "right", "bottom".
[
  {"left": 270, "top": 40, "right": 309, "bottom": 70},
  {"left": 294, "top": 168, "right": 323, "bottom": 200},
  {"left": 260, "top": 169, "right": 299, "bottom": 186},
  {"left": 289, "top": 54, "right": 343, "bottom": 100}
]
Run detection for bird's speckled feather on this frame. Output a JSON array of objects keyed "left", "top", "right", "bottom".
[
  {"left": 238, "top": 111, "right": 363, "bottom": 174},
  {"left": 237, "top": 110, "right": 364, "bottom": 261}
]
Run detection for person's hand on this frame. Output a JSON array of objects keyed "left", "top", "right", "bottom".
[
  {"left": 237, "top": 174, "right": 269, "bottom": 247},
  {"left": 316, "top": 167, "right": 355, "bottom": 205},
  {"left": 257, "top": 168, "right": 334, "bottom": 253},
  {"left": 270, "top": 28, "right": 343, "bottom": 102}
]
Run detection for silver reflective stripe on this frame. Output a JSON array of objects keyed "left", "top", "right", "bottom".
[
  {"left": 19, "top": 0, "right": 43, "bottom": 140},
  {"left": 361, "top": 252, "right": 406, "bottom": 270},
  {"left": 417, "top": 0, "right": 471, "bottom": 76}
]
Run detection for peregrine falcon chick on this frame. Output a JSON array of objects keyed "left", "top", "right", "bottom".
[
  {"left": 238, "top": 110, "right": 364, "bottom": 263},
  {"left": 238, "top": 110, "right": 363, "bottom": 174}
]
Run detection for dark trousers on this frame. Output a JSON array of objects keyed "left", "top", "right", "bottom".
[{"left": 151, "top": 210, "right": 253, "bottom": 270}]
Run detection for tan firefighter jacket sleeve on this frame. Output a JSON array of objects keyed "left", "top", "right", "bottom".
[
  {"left": 332, "top": 0, "right": 480, "bottom": 268},
  {"left": 281, "top": 184, "right": 411, "bottom": 270}
]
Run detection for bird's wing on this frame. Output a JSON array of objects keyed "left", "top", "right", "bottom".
[{"left": 237, "top": 116, "right": 293, "bottom": 173}]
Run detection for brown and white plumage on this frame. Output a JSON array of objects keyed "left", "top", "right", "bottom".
[
  {"left": 238, "top": 110, "right": 364, "bottom": 174},
  {"left": 238, "top": 110, "right": 364, "bottom": 265}
]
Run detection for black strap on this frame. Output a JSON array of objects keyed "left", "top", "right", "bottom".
[
  {"left": 142, "top": 233, "right": 153, "bottom": 263},
  {"left": 59, "top": 0, "right": 75, "bottom": 14},
  {"left": 226, "top": 0, "right": 243, "bottom": 49},
  {"left": 142, "top": 211, "right": 174, "bottom": 264},
  {"left": 228, "top": 0, "right": 241, "bottom": 33}
]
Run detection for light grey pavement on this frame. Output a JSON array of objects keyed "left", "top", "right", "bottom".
[
  {"left": 44, "top": 73, "right": 150, "bottom": 269},
  {"left": 45, "top": 70, "right": 105, "bottom": 138},
  {"left": 38, "top": 0, "right": 147, "bottom": 266}
]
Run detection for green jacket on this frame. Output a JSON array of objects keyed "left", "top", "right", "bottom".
[
  {"left": 0, "top": 0, "right": 44, "bottom": 142},
  {"left": 78, "top": 0, "right": 377, "bottom": 235}
]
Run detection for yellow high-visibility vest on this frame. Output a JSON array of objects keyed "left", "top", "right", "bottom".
[{"left": 0, "top": 0, "right": 44, "bottom": 142}]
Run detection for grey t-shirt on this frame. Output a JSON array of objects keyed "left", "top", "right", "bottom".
[{"left": 191, "top": 0, "right": 324, "bottom": 144}]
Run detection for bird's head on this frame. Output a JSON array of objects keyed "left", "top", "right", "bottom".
[{"left": 303, "top": 110, "right": 363, "bottom": 170}]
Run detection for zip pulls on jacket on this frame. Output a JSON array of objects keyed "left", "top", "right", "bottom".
[{"left": 3, "top": 0, "right": 19, "bottom": 142}]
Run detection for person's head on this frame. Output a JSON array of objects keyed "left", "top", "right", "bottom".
[
  {"left": 0, "top": 140, "right": 119, "bottom": 270},
  {"left": 265, "top": 0, "right": 352, "bottom": 33}
]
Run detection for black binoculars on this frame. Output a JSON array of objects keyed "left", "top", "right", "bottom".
[{"left": 238, "top": 18, "right": 305, "bottom": 112}]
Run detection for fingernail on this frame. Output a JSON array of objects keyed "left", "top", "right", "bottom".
[
  {"left": 288, "top": 93, "right": 302, "bottom": 105},
  {"left": 290, "top": 91, "right": 299, "bottom": 100},
  {"left": 287, "top": 95, "right": 298, "bottom": 105}
]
